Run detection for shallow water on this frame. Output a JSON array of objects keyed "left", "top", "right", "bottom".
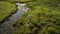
[{"left": 0, "top": 3, "right": 29, "bottom": 34}]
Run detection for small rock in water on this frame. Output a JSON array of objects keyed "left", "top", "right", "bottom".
[
  {"left": 20, "top": 3, "right": 26, "bottom": 6},
  {"left": 16, "top": 3, "right": 20, "bottom": 6}
]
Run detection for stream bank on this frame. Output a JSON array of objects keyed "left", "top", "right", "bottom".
[{"left": 0, "top": 3, "right": 30, "bottom": 34}]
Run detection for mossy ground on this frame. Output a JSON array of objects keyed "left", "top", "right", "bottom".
[
  {"left": 12, "top": 0, "right": 60, "bottom": 34},
  {"left": 0, "top": 1, "right": 16, "bottom": 22},
  {"left": 0, "top": 0, "right": 60, "bottom": 34},
  {"left": 0, "top": 0, "right": 32, "bottom": 23}
]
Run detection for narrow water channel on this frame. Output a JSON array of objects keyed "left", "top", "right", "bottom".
[{"left": 0, "top": 3, "right": 30, "bottom": 34}]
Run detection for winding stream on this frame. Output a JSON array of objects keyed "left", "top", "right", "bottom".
[{"left": 0, "top": 3, "right": 30, "bottom": 34}]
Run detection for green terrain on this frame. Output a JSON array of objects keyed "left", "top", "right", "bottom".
[
  {"left": 0, "top": 0, "right": 60, "bottom": 34},
  {"left": 0, "top": 1, "right": 16, "bottom": 22}
]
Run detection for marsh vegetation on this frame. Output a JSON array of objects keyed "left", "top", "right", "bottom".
[{"left": 0, "top": 0, "right": 60, "bottom": 34}]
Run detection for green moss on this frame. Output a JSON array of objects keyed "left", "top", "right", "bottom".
[
  {"left": 0, "top": 1, "right": 16, "bottom": 22},
  {"left": 12, "top": 2, "right": 60, "bottom": 34}
]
